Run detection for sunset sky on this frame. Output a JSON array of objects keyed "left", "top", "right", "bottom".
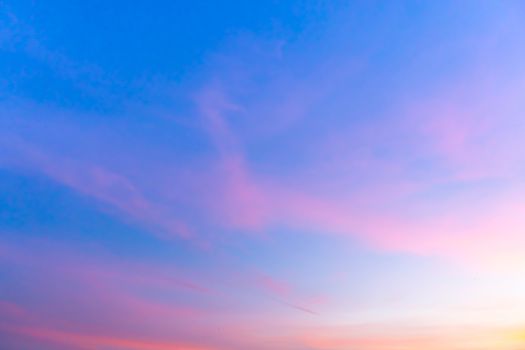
[{"left": 2, "top": 1, "right": 525, "bottom": 349}]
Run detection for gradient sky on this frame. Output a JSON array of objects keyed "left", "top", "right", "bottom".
[{"left": 2, "top": 1, "right": 525, "bottom": 349}]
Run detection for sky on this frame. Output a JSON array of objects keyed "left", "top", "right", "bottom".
[{"left": 1, "top": 1, "right": 525, "bottom": 349}]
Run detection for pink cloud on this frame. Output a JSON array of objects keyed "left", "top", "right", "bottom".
[
  {"left": 1, "top": 325, "right": 218, "bottom": 350},
  {"left": 254, "top": 273, "right": 291, "bottom": 298},
  {"left": 3, "top": 53, "right": 525, "bottom": 275},
  {"left": 2, "top": 137, "right": 193, "bottom": 239},
  {"left": 406, "top": 75, "right": 525, "bottom": 182},
  {"left": 188, "top": 73, "right": 525, "bottom": 272}
]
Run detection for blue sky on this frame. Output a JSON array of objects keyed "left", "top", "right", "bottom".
[{"left": 2, "top": 1, "right": 525, "bottom": 349}]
